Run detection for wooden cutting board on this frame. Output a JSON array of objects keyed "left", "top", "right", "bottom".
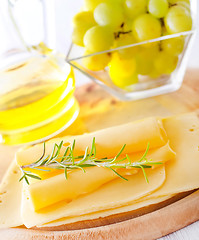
[{"left": 0, "top": 69, "right": 199, "bottom": 240}]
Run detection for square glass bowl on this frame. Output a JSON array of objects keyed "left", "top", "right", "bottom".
[{"left": 66, "top": 0, "right": 197, "bottom": 101}]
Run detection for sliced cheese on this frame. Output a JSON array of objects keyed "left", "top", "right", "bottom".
[
  {"left": 147, "top": 112, "right": 199, "bottom": 198},
  {"left": 41, "top": 195, "right": 174, "bottom": 228},
  {"left": 28, "top": 143, "right": 174, "bottom": 211},
  {"left": 28, "top": 167, "right": 133, "bottom": 211},
  {"left": 42, "top": 194, "right": 174, "bottom": 228},
  {"left": 16, "top": 117, "right": 167, "bottom": 166},
  {"left": 21, "top": 166, "right": 165, "bottom": 228},
  {"left": 0, "top": 160, "right": 23, "bottom": 229},
  {"left": 21, "top": 112, "right": 199, "bottom": 228},
  {"left": 1, "top": 112, "right": 199, "bottom": 230}
]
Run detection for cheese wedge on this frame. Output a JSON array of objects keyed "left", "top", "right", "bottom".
[
  {"left": 27, "top": 143, "right": 174, "bottom": 211},
  {"left": 16, "top": 117, "right": 167, "bottom": 166},
  {"left": 0, "top": 160, "right": 23, "bottom": 228}
]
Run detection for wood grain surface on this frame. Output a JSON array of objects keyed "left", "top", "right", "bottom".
[{"left": 0, "top": 69, "right": 199, "bottom": 240}]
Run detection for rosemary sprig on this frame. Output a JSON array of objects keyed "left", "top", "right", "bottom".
[{"left": 19, "top": 138, "right": 163, "bottom": 185}]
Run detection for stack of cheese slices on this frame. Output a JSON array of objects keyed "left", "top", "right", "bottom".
[{"left": 0, "top": 112, "right": 199, "bottom": 230}]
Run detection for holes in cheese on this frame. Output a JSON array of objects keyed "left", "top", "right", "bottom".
[
  {"left": 16, "top": 117, "right": 167, "bottom": 166},
  {"left": 27, "top": 143, "right": 174, "bottom": 212}
]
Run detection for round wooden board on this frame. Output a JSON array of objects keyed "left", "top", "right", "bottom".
[{"left": 0, "top": 69, "right": 199, "bottom": 240}]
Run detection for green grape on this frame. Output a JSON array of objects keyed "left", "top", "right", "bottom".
[
  {"left": 168, "top": 0, "right": 190, "bottom": 4},
  {"left": 82, "top": 51, "right": 111, "bottom": 71},
  {"left": 114, "top": 33, "right": 139, "bottom": 59},
  {"left": 108, "top": 53, "right": 138, "bottom": 89},
  {"left": 174, "top": 1, "right": 190, "bottom": 12},
  {"left": 84, "top": 26, "right": 114, "bottom": 52},
  {"left": 110, "top": 72, "right": 138, "bottom": 89},
  {"left": 148, "top": 0, "right": 169, "bottom": 18},
  {"left": 72, "top": 11, "right": 96, "bottom": 47},
  {"left": 108, "top": 0, "right": 124, "bottom": 5},
  {"left": 132, "top": 14, "right": 162, "bottom": 42},
  {"left": 109, "top": 53, "right": 136, "bottom": 78},
  {"left": 73, "top": 11, "right": 95, "bottom": 27},
  {"left": 72, "top": 28, "right": 86, "bottom": 47},
  {"left": 154, "top": 51, "right": 178, "bottom": 74},
  {"left": 161, "top": 37, "right": 185, "bottom": 56},
  {"left": 94, "top": 2, "right": 124, "bottom": 29},
  {"left": 84, "top": 0, "right": 104, "bottom": 11},
  {"left": 124, "top": 0, "right": 148, "bottom": 19},
  {"left": 164, "top": 6, "right": 192, "bottom": 34},
  {"left": 136, "top": 46, "right": 159, "bottom": 75}
]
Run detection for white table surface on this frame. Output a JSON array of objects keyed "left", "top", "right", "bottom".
[{"left": 2, "top": 0, "right": 199, "bottom": 239}]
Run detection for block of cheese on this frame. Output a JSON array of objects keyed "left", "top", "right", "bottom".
[
  {"left": 28, "top": 143, "right": 174, "bottom": 211},
  {"left": 21, "top": 166, "right": 166, "bottom": 228},
  {"left": 0, "top": 160, "right": 23, "bottom": 228},
  {"left": 16, "top": 117, "right": 167, "bottom": 166}
]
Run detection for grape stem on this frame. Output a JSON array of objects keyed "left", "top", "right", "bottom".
[{"left": 114, "top": 30, "right": 132, "bottom": 39}]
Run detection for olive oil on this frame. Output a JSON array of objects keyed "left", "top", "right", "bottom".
[{"left": 0, "top": 54, "right": 79, "bottom": 145}]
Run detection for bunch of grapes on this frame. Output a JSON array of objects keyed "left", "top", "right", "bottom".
[{"left": 72, "top": 0, "right": 192, "bottom": 89}]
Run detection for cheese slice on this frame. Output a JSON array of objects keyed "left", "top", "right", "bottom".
[
  {"left": 16, "top": 117, "right": 167, "bottom": 166},
  {"left": 42, "top": 194, "right": 174, "bottom": 228},
  {"left": 146, "top": 112, "right": 199, "bottom": 198},
  {"left": 27, "top": 143, "right": 174, "bottom": 211},
  {"left": 0, "top": 160, "right": 23, "bottom": 228},
  {"left": 21, "top": 112, "right": 199, "bottom": 228},
  {"left": 21, "top": 166, "right": 165, "bottom": 228},
  {"left": 1, "top": 112, "right": 199, "bottom": 230},
  {"left": 28, "top": 167, "right": 137, "bottom": 212}
]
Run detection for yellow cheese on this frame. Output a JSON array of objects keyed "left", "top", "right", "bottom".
[
  {"left": 27, "top": 143, "right": 174, "bottom": 211},
  {"left": 16, "top": 117, "right": 167, "bottom": 166},
  {"left": 28, "top": 167, "right": 133, "bottom": 211},
  {"left": 147, "top": 112, "right": 199, "bottom": 198},
  {"left": 42, "top": 194, "right": 174, "bottom": 227},
  {"left": 21, "top": 112, "right": 199, "bottom": 228},
  {"left": 1, "top": 112, "right": 199, "bottom": 229},
  {"left": 21, "top": 166, "right": 165, "bottom": 228},
  {"left": 0, "top": 160, "right": 23, "bottom": 228}
]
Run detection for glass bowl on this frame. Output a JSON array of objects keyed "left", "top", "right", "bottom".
[{"left": 66, "top": 0, "right": 197, "bottom": 101}]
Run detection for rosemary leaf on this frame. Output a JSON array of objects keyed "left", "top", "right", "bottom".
[
  {"left": 25, "top": 173, "right": 41, "bottom": 180},
  {"left": 139, "top": 165, "right": 149, "bottom": 183},
  {"left": 106, "top": 167, "right": 128, "bottom": 181},
  {"left": 138, "top": 143, "right": 150, "bottom": 162},
  {"left": 19, "top": 138, "right": 163, "bottom": 185},
  {"left": 24, "top": 176, "right": 30, "bottom": 185},
  {"left": 64, "top": 168, "right": 67, "bottom": 180}
]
